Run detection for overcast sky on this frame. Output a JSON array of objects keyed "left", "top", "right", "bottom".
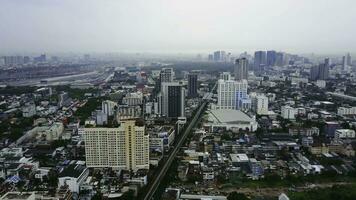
[{"left": 1, "top": 0, "right": 356, "bottom": 55}]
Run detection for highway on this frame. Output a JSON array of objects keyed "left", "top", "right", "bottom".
[{"left": 143, "top": 83, "right": 216, "bottom": 200}]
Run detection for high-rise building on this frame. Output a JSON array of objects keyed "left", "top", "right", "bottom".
[
  {"left": 254, "top": 51, "right": 266, "bottom": 71},
  {"left": 84, "top": 121, "right": 149, "bottom": 171},
  {"left": 213, "top": 51, "right": 226, "bottom": 62},
  {"left": 23, "top": 56, "right": 30, "bottom": 64},
  {"left": 158, "top": 68, "right": 174, "bottom": 91},
  {"left": 217, "top": 79, "right": 251, "bottom": 110},
  {"left": 158, "top": 82, "right": 185, "bottom": 118},
  {"left": 208, "top": 54, "right": 214, "bottom": 61},
  {"left": 234, "top": 58, "right": 248, "bottom": 81},
  {"left": 319, "top": 58, "right": 330, "bottom": 80},
  {"left": 342, "top": 56, "right": 347, "bottom": 69},
  {"left": 187, "top": 73, "right": 198, "bottom": 98},
  {"left": 275, "top": 52, "right": 284, "bottom": 66},
  {"left": 252, "top": 94, "right": 269, "bottom": 115},
  {"left": 267, "top": 50, "right": 277, "bottom": 66},
  {"left": 346, "top": 53, "right": 352, "bottom": 66},
  {"left": 310, "top": 58, "right": 330, "bottom": 80},
  {"left": 102, "top": 100, "right": 118, "bottom": 117},
  {"left": 310, "top": 65, "right": 320, "bottom": 81},
  {"left": 213, "top": 51, "right": 221, "bottom": 62}
]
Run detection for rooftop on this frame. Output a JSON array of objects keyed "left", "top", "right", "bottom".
[{"left": 208, "top": 109, "right": 255, "bottom": 124}]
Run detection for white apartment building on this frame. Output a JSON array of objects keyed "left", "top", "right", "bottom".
[
  {"left": 102, "top": 100, "right": 117, "bottom": 117},
  {"left": 217, "top": 79, "right": 251, "bottom": 110},
  {"left": 84, "top": 121, "right": 149, "bottom": 171},
  {"left": 281, "top": 106, "right": 296, "bottom": 120},
  {"left": 251, "top": 94, "right": 269, "bottom": 115},
  {"left": 337, "top": 106, "right": 356, "bottom": 116},
  {"left": 122, "top": 92, "right": 143, "bottom": 106}
]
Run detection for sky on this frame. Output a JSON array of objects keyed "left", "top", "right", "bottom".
[{"left": 1, "top": 0, "right": 356, "bottom": 55}]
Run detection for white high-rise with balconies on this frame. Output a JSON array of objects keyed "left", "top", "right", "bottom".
[
  {"left": 84, "top": 121, "right": 149, "bottom": 171},
  {"left": 217, "top": 79, "right": 251, "bottom": 110}
]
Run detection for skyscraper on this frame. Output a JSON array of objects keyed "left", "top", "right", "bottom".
[
  {"left": 234, "top": 58, "right": 248, "bottom": 81},
  {"left": 267, "top": 50, "right": 277, "bottom": 66},
  {"left": 254, "top": 51, "right": 266, "bottom": 71},
  {"left": 275, "top": 52, "right": 284, "bottom": 66},
  {"left": 159, "top": 82, "right": 185, "bottom": 118},
  {"left": 187, "top": 73, "right": 198, "bottom": 98},
  {"left": 84, "top": 121, "right": 149, "bottom": 171},
  {"left": 213, "top": 51, "right": 221, "bottom": 62},
  {"left": 158, "top": 68, "right": 174, "bottom": 91},
  {"left": 217, "top": 79, "right": 251, "bottom": 110},
  {"left": 159, "top": 68, "right": 174, "bottom": 83},
  {"left": 310, "top": 58, "right": 330, "bottom": 80},
  {"left": 346, "top": 53, "right": 352, "bottom": 66},
  {"left": 342, "top": 56, "right": 347, "bottom": 69},
  {"left": 310, "top": 65, "right": 320, "bottom": 81},
  {"left": 319, "top": 58, "right": 330, "bottom": 80},
  {"left": 213, "top": 51, "right": 226, "bottom": 62}
]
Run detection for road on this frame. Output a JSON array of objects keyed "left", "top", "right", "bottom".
[{"left": 143, "top": 83, "right": 216, "bottom": 200}]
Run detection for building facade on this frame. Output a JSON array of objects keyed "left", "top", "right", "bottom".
[
  {"left": 188, "top": 73, "right": 198, "bottom": 98},
  {"left": 234, "top": 58, "right": 248, "bottom": 81},
  {"left": 158, "top": 82, "right": 185, "bottom": 118},
  {"left": 217, "top": 79, "right": 251, "bottom": 110},
  {"left": 84, "top": 121, "right": 149, "bottom": 171}
]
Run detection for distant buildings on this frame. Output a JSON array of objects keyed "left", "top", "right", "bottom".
[
  {"left": 254, "top": 51, "right": 266, "bottom": 71},
  {"left": 187, "top": 73, "right": 198, "bottom": 98},
  {"left": 234, "top": 58, "right": 248, "bottom": 81},
  {"left": 213, "top": 51, "right": 226, "bottom": 62},
  {"left": 84, "top": 121, "right": 149, "bottom": 171},
  {"left": 347, "top": 53, "right": 352, "bottom": 66},
  {"left": 310, "top": 58, "right": 330, "bottom": 80},
  {"left": 216, "top": 78, "right": 251, "bottom": 110},
  {"left": 267, "top": 50, "right": 277, "bottom": 66}
]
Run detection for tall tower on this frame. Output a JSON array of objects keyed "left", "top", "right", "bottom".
[
  {"left": 346, "top": 53, "right": 352, "bottom": 66},
  {"left": 158, "top": 68, "right": 174, "bottom": 91},
  {"left": 254, "top": 51, "right": 266, "bottom": 72},
  {"left": 159, "top": 82, "right": 185, "bottom": 118},
  {"left": 234, "top": 58, "right": 248, "bottom": 81},
  {"left": 188, "top": 73, "right": 198, "bottom": 98},
  {"left": 267, "top": 50, "right": 277, "bottom": 66}
]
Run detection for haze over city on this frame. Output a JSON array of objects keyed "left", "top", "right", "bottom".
[
  {"left": 1, "top": 0, "right": 356, "bottom": 54},
  {"left": 2, "top": 1, "right": 356, "bottom": 200}
]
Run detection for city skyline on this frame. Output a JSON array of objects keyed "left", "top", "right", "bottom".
[{"left": 1, "top": 0, "right": 356, "bottom": 54}]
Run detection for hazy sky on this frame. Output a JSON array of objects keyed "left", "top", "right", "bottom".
[{"left": 1, "top": 0, "right": 356, "bottom": 54}]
